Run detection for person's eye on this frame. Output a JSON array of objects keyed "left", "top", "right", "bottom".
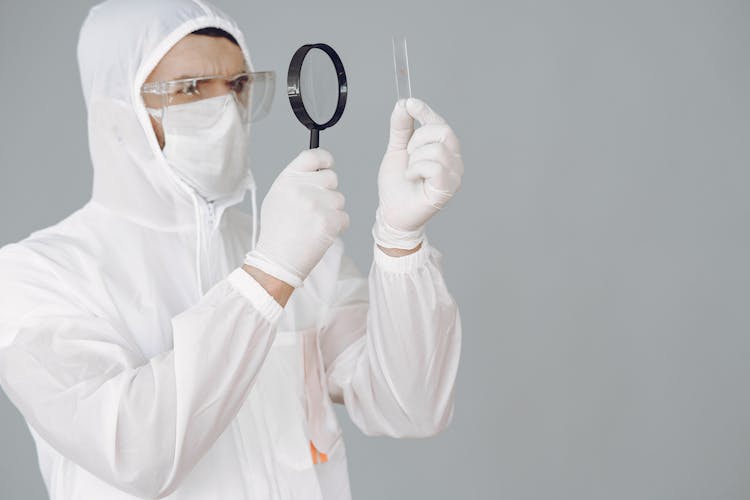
[
  {"left": 177, "top": 81, "right": 200, "bottom": 96},
  {"left": 188, "top": 81, "right": 202, "bottom": 95},
  {"left": 231, "top": 75, "right": 250, "bottom": 93}
]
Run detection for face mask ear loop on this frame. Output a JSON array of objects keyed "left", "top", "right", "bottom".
[{"left": 250, "top": 182, "right": 258, "bottom": 251}]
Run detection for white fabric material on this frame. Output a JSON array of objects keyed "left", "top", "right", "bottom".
[
  {"left": 159, "top": 94, "right": 253, "bottom": 202},
  {"left": 243, "top": 148, "right": 350, "bottom": 289},
  {"left": 0, "top": 1, "right": 462, "bottom": 499},
  {"left": 372, "top": 98, "right": 464, "bottom": 249}
]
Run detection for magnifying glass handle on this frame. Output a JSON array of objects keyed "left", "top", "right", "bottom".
[{"left": 309, "top": 129, "right": 320, "bottom": 149}]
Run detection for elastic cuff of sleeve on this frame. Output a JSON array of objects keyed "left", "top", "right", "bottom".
[
  {"left": 371, "top": 206, "right": 425, "bottom": 250},
  {"left": 227, "top": 267, "right": 284, "bottom": 323},
  {"left": 243, "top": 250, "right": 304, "bottom": 289},
  {"left": 373, "top": 236, "right": 431, "bottom": 273}
]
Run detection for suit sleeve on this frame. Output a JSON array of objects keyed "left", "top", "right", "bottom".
[
  {"left": 0, "top": 244, "right": 282, "bottom": 499},
  {"left": 319, "top": 238, "right": 462, "bottom": 438}
]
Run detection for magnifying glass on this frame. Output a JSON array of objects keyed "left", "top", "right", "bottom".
[{"left": 287, "top": 43, "right": 348, "bottom": 149}]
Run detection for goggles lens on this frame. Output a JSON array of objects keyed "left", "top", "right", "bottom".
[{"left": 141, "top": 71, "right": 275, "bottom": 124}]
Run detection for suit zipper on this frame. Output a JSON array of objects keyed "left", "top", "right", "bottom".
[{"left": 197, "top": 200, "right": 217, "bottom": 293}]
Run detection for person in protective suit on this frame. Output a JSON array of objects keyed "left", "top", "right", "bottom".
[{"left": 0, "top": 0, "right": 465, "bottom": 498}]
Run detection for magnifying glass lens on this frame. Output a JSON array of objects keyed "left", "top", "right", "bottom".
[{"left": 300, "top": 48, "right": 340, "bottom": 125}]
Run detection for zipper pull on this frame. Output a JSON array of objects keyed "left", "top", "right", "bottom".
[{"left": 207, "top": 201, "right": 215, "bottom": 226}]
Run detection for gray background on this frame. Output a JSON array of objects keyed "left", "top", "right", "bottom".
[{"left": 1, "top": 0, "right": 750, "bottom": 498}]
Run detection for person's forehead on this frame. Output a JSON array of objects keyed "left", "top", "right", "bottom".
[{"left": 146, "top": 34, "right": 246, "bottom": 83}]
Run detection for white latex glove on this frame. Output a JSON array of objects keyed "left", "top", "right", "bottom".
[
  {"left": 372, "top": 97, "right": 464, "bottom": 250},
  {"left": 243, "top": 149, "right": 349, "bottom": 288}
]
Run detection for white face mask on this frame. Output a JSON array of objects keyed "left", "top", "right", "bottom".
[{"left": 152, "top": 93, "right": 252, "bottom": 202}]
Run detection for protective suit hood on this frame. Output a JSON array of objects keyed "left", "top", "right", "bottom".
[{"left": 79, "top": 0, "right": 258, "bottom": 231}]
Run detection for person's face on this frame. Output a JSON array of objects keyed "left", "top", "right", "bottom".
[{"left": 143, "top": 34, "right": 246, "bottom": 149}]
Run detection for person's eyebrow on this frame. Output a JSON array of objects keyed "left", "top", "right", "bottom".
[
  {"left": 169, "top": 73, "right": 208, "bottom": 81},
  {"left": 167, "top": 68, "right": 249, "bottom": 81}
]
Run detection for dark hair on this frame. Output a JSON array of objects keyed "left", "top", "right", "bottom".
[{"left": 191, "top": 27, "right": 239, "bottom": 46}]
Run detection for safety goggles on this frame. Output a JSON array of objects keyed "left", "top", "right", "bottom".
[{"left": 141, "top": 70, "right": 275, "bottom": 124}]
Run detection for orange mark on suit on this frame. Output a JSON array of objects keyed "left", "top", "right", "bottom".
[{"left": 310, "top": 440, "right": 328, "bottom": 464}]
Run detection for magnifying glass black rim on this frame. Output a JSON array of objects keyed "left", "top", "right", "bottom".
[{"left": 287, "top": 43, "right": 348, "bottom": 131}]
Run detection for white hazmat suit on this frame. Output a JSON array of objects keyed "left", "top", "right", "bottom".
[{"left": 0, "top": 0, "right": 462, "bottom": 499}]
